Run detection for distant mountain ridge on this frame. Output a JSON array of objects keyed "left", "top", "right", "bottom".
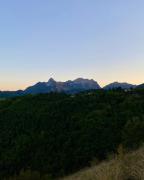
[
  {"left": 104, "top": 82, "right": 137, "bottom": 90},
  {"left": 136, "top": 83, "right": 144, "bottom": 89},
  {"left": 24, "top": 78, "right": 101, "bottom": 94},
  {"left": 0, "top": 78, "right": 143, "bottom": 98}
]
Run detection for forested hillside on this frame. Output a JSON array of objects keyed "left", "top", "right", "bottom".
[{"left": 0, "top": 89, "right": 144, "bottom": 179}]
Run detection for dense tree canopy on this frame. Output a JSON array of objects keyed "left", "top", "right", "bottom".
[{"left": 0, "top": 89, "right": 144, "bottom": 179}]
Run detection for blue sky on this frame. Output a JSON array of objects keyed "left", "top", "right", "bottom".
[{"left": 0, "top": 0, "right": 144, "bottom": 90}]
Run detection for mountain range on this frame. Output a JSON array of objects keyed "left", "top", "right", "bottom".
[{"left": 0, "top": 78, "right": 143, "bottom": 98}]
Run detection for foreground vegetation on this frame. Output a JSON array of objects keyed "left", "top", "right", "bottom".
[
  {"left": 0, "top": 89, "right": 144, "bottom": 179},
  {"left": 63, "top": 145, "right": 144, "bottom": 180},
  {"left": 5, "top": 145, "right": 144, "bottom": 180}
]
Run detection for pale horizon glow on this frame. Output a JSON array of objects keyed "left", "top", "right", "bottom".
[{"left": 0, "top": 0, "right": 144, "bottom": 91}]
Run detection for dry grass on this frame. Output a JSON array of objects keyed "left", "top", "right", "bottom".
[{"left": 62, "top": 146, "right": 144, "bottom": 180}]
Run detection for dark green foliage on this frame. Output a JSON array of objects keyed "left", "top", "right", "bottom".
[
  {"left": 122, "top": 117, "right": 144, "bottom": 149},
  {"left": 5, "top": 170, "right": 52, "bottom": 180},
  {"left": 0, "top": 90, "right": 144, "bottom": 179}
]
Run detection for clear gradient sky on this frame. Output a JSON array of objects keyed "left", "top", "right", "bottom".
[{"left": 0, "top": 0, "right": 144, "bottom": 90}]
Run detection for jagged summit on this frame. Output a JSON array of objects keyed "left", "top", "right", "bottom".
[
  {"left": 48, "top": 78, "right": 56, "bottom": 83},
  {"left": 74, "top": 78, "right": 90, "bottom": 82},
  {"left": 47, "top": 78, "right": 56, "bottom": 86},
  {"left": 74, "top": 78, "right": 95, "bottom": 83}
]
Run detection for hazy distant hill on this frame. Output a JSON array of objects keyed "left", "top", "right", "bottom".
[
  {"left": 0, "top": 90, "right": 23, "bottom": 98},
  {"left": 104, "top": 82, "right": 136, "bottom": 90},
  {"left": 136, "top": 83, "right": 144, "bottom": 89}
]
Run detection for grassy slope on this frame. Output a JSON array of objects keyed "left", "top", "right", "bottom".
[{"left": 62, "top": 146, "right": 144, "bottom": 180}]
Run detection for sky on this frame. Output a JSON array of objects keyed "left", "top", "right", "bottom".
[{"left": 0, "top": 0, "right": 144, "bottom": 90}]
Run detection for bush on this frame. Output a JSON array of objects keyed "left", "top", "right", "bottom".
[{"left": 122, "top": 117, "right": 144, "bottom": 149}]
